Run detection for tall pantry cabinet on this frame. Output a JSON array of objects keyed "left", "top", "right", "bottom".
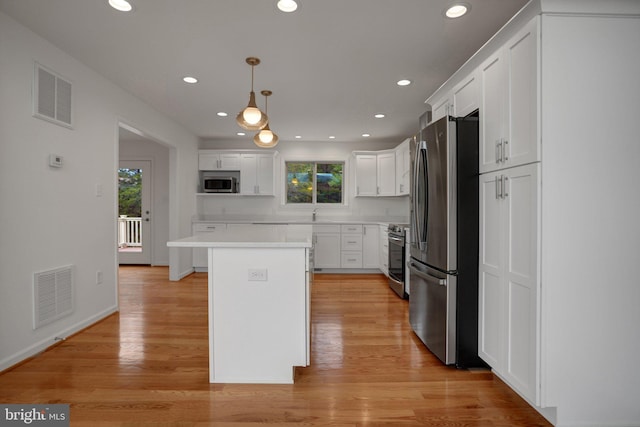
[
  {"left": 477, "top": 17, "right": 541, "bottom": 405},
  {"left": 427, "top": 2, "right": 640, "bottom": 425}
]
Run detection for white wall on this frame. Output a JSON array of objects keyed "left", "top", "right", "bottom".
[
  {"left": 0, "top": 11, "right": 198, "bottom": 371},
  {"left": 540, "top": 14, "right": 640, "bottom": 427},
  {"left": 119, "top": 136, "right": 171, "bottom": 266},
  {"left": 198, "top": 139, "right": 410, "bottom": 221}
]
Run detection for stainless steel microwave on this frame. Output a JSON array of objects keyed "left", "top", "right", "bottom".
[{"left": 203, "top": 176, "right": 238, "bottom": 193}]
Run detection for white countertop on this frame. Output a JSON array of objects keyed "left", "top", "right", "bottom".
[{"left": 168, "top": 224, "right": 313, "bottom": 248}]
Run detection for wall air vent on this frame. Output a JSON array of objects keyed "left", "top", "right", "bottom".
[
  {"left": 33, "top": 63, "right": 73, "bottom": 129},
  {"left": 33, "top": 265, "right": 74, "bottom": 329}
]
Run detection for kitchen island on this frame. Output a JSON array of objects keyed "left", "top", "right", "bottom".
[{"left": 167, "top": 224, "right": 313, "bottom": 384}]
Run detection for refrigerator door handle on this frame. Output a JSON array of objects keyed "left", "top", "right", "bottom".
[
  {"left": 409, "top": 263, "right": 447, "bottom": 286},
  {"left": 412, "top": 141, "right": 427, "bottom": 251}
]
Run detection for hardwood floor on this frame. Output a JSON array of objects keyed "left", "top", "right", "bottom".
[{"left": 0, "top": 267, "right": 551, "bottom": 426}]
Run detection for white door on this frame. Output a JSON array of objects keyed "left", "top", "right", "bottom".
[{"left": 118, "top": 160, "right": 152, "bottom": 265}]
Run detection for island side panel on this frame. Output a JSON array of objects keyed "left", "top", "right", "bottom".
[{"left": 209, "top": 246, "right": 308, "bottom": 384}]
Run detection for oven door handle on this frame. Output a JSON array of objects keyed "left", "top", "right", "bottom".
[{"left": 388, "top": 236, "right": 404, "bottom": 244}]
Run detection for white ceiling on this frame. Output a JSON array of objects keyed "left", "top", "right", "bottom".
[{"left": 0, "top": 0, "right": 529, "bottom": 144}]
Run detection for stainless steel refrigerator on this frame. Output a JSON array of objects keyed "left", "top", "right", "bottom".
[{"left": 408, "top": 111, "right": 484, "bottom": 368}]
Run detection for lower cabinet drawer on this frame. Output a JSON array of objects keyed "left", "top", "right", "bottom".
[
  {"left": 341, "top": 234, "right": 363, "bottom": 251},
  {"left": 341, "top": 251, "right": 363, "bottom": 268}
]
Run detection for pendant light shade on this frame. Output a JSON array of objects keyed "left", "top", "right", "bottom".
[
  {"left": 236, "top": 57, "right": 268, "bottom": 131},
  {"left": 254, "top": 90, "right": 279, "bottom": 148}
]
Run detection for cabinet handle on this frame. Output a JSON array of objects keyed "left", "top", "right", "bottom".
[
  {"left": 503, "top": 139, "right": 509, "bottom": 162},
  {"left": 495, "top": 176, "right": 501, "bottom": 199},
  {"left": 503, "top": 176, "right": 509, "bottom": 198}
]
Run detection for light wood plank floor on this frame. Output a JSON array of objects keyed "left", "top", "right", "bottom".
[{"left": 0, "top": 267, "right": 551, "bottom": 426}]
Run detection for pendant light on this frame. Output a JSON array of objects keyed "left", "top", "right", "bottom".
[
  {"left": 236, "top": 57, "right": 268, "bottom": 131},
  {"left": 254, "top": 90, "right": 279, "bottom": 148}
]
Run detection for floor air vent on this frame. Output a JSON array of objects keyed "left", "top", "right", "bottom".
[
  {"left": 33, "top": 63, "right": 73, "bottom": 128},
  {"left": 33, "top": 265, "right": 74, "bottom": 329}
]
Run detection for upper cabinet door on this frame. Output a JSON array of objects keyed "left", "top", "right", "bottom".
[
  {"left": 239, "top": 153, "right": 275, "bottom": 196},
  {"left": 431, "top": 94, "right": 452, "bottom": 124},
  {"left": 453, "top": 70, "right": 479, "bottom": 118},
  {"left": 354, "top": 154, "right": 378, "bottom": 196},
  {"left": 480, "top": 17, "right": 540, "bottom": 174},
  {"left": 199, "top": 152, "right": 241, "bottom": 171},
  {"left": 395, "top": 139, "right": 411, "bottom": 196},
  {"left": 376, "top": 152, "right": 396, "bottom": 197}
]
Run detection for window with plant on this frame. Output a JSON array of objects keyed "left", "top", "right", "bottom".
[{"left": 286, "top": 162, "right": 344, "bottom": 204}]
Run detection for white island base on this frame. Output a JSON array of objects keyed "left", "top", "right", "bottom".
[{"left": 168, "top": 225, "right": 312, "bottom": 384}]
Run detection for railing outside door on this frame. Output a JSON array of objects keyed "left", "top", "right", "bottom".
[{"left": 118, "top": 216, "right": 142, "bottom": 248}]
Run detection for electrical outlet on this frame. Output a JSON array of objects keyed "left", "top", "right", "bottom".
[
  {"left": 96, "top": 270, "right": 103, "bottom": 285},
  {"left": 248, "top": 269, "right": 267, "bottom": 281}
]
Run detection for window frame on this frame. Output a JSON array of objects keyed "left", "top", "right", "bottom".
[{"left": 281, "top": 157, "right": 348, "bottom": 208}]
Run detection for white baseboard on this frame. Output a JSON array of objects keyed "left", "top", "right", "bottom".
[
  {"left": 172, "top": 267, "right": 194, "bottom": 281},
  {"left": 0, "top": 305, "right": 118, "bottom": 372}
]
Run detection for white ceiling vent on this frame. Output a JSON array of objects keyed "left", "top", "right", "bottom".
[
  {"left": 33, "top": 265, "right": 74, "bottom": 329},
  {"left": 33, "top": 63, "right": 73, "bottom": 129}
]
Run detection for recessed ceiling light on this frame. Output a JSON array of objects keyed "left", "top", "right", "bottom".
[
  {"left": 329, "top": 136, "right": 336, "bottom": 140},
  {"left": 182, "top": 76, "right": 198, "bottom": 84},
  {"left": 374, "top": 113, "right": 385, "bottom": 119},
  {"left": 445, "top": 3, "right": 470, "bottom": 18},
  {"left": 217, "top": 112, "right": 228, "bottom": 117},
  {"left": 277, "top": 0, "right": 299, "bottom": 13},
  {"left": 108, "top": 0, "right": 133, "bottom": 12},
  {"left": 237, "top": 132, "right": 246, "bottom": 136},
  {"left": 362, "top": 133, "right": 370, "bottom": 137},
  {"left": 295, "top": 135, "right": 302, "bottom": 139},
  {"left": 397, "top": 79, "right": 411, "bottom": 86}
]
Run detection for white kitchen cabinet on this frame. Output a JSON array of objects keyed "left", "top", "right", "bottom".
[
  {"left": 240, "top": 153, "right": 275, "bottom": 195},
  {"left": 376, "top": 152, "right": 396, "bottom": 196},
  {"left": 479, "top": 162, "right": 539, "bottom": 404},
  {"left": 199, "top": 151, "right": 241, "bottom": 171},
  {"left": 354, "top": 154, "right": 378, "bottom": 196},
  {"left": 362, "top": 224, "right": 379, "bottom": 269},
  {"left": 424, "top": 5, "right": 640, "bottom": 425},
  {"left": 341, "top": 224, "right": 363, "bottom": 268},
  {"left": 354, "top": 151, "right": 396, "bottom": 197},
  {"left": 192, "top": 223, "right": 227, "bottom": 270},
  {"left": 453, "top": 70, "right": 479, "bottom": 118},
  {"left": 479, "top": 18, "right": 539, "bottom": 174},
  {"left": 313, "top": 225, "right": 341, "bottom": 269},
  {"left": 395, "top": 139, "right": 410, "bottom": 196},
  {"left": 431, "top": 94, "right": 452, "bottom": 123},
  {"left": 379, "top": 225, "right": 389, "bottom": 276}
]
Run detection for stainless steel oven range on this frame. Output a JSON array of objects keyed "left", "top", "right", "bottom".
[{"left": 387, "top": 224, "right": 407, "bottom": 299}]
